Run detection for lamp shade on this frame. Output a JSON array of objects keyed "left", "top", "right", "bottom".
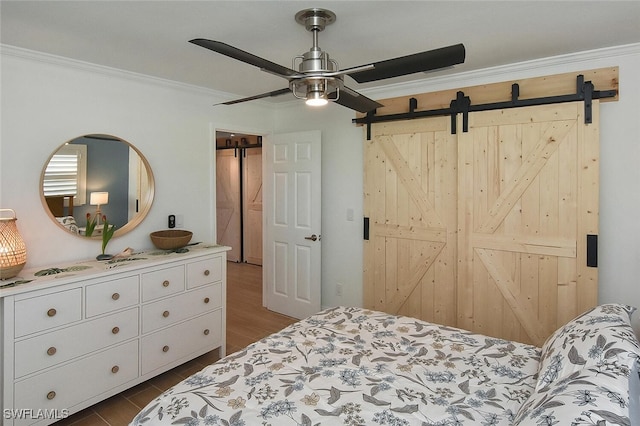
[
  {"left": 0, "top": 209, "right": 27, "bottom": 279},
  {"left": 90, "top": 191, "right": 109, "bottom": 206}
]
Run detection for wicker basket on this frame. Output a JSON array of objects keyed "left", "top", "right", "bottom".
[{"left": 149, "top": 230, "right": 193, "bottom": 250}]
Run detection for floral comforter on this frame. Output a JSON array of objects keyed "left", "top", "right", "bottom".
[{"left": 131, "top": 306, "right": 541, "bottom": 425}]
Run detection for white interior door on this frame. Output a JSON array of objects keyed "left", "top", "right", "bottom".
[{"left": 263, "top": 130, "right": 321, "bottom": 319}]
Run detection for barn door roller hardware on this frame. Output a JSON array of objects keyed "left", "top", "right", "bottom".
[{"left": 354, "top": 75, "right": 617, "bottom": 140}]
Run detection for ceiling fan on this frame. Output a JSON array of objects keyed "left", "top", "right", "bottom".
[{"left": 190, "top": 8, "right": 465, "bottom": 113}]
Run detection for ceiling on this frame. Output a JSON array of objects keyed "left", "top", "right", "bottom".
[{"left": 2, "top": 1, "right": 640, "bottom": 104}]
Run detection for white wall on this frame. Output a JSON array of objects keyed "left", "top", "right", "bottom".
[
  {"left": 0, "top": 46, "right": 274, "bottom": 268},
  {"left": 272, "top": 43, "right": 640, "bottom": 333}
]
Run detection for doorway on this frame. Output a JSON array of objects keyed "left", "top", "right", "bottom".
[{"left": 215, "top": 131, "right": 263, "bottom": 265}]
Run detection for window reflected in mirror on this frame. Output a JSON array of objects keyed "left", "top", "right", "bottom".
[{"left": 40, "top": 134, "right": 155, "bottom": 238}]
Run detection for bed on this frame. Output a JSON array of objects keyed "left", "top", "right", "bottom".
[{"left": 131, "top": 304, "right": 640, "bottom": 425}]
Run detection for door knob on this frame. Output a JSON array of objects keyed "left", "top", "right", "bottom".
[{"left": 304, "top": 234, "right": 319, "bottom": 241}]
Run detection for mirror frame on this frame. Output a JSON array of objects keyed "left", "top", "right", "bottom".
[{"left": 40, "top": 134, "right": 155, "bottom": 239}]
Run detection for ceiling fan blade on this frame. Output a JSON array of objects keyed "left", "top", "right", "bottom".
[
  {"left": 189, "top": 39, "right": 298, "bottom": 78},
  {"left": 332, "top": 86, "right": 383, "bottom": 113},
  {"left": 218, "top": 88, "right": 291, "bottom": 106},
  {"left": 348, "top": 43, "right": 465, "bottom": 83}
]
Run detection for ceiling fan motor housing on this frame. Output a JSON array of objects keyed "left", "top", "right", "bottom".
[
  {"left": 296, "top": 49, "right": 336, "bottom": 73},
  {"left": 291, "top": 45, "right": 341, "bottom": 102}
]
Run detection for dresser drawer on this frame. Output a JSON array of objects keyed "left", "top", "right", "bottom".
[
  {"left": 86, "top": 275, "right": 139, "bottom": 317},
  {"left": 187, "top": 256, "right": 223, "bottom": 289},
  {"left": 141, "top": 310, "right": 222, "bottom": 375},
  {"left": 14, "top": 308, "right": 139, "bottom": 378},
  {"left": 13, "top": 340, "right": 139, "bottom": 424},
  {"left": 141, "top": 284, "right": 222, "bottom": 333},
  {"left": 14, "top": 288, "right": 82, "bottom": 338},
  {"left": 141, "top": 265, "right": 185, "bottom": 302}
]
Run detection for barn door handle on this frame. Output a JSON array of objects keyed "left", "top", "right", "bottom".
[
  {"left": 304, "top": 234, "right": 319, "bottom": 241},
  {"left": 587, "top": 234, "right": 598, "bottom": 267},
  {"left": 363, "top": 217, "right": 370, "bottom": 240}
]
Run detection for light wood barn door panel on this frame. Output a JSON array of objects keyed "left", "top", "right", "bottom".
[
  {"left": 216, "top": 149, "right": 241, "bottom": 262},
  {"left": 364, "top": 117, "right": 458, "bottom": 326},
  {"left": 243, "top": 147, "right": 263, "bottom": 265},
  {"left": 457, "top": 101, "right": 599, "bottom": 345}
]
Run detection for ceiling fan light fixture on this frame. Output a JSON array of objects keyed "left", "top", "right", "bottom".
[{"left": 305, "top": 90, "right": 329, "bottom": 107}]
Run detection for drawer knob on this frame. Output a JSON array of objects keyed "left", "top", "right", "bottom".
[
  {"left": 112, "top": 292, "right": 120, "bottom": 300},
  {"left": 204, "top": 329, "right": 210, "bottom": 335},
  {"left": 112, "top": 326, "right": 120, "bottom": 334},
  {"left": 204, "top": 297, "right": 210, "bottom": 304},
  {"left": 111, "top": 365, "right": 120, "bottom": 374},
  {"left": 162, "top": 280, "right": 170, "bottom": 287},
  {"left": 162, "top": 310, "right": 170, "bottom": 318},
  {"left": 162, "top": 345, "right": 170, "bottom": 353},
  {"left": 47, "top": 391, "right": 56, "bottom": 400},
  {"left": 47, "top": 346, "right": 57, "bottom": 356},
  {"left": 47, "top": 308, "right": 57, "bottom": 317},
  {"left": 204, "top": 269, "right": 210, "bottom": 276}
]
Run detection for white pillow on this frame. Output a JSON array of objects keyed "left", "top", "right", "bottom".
[
  {"left": 630, "top": 360, "right": 640, "bottom": 426},
  {"left": 515, "top": 365, "right": 634, "bottom": 425},
  {"left": 536, "top": 304, "right": 640, "bottom": 391}
]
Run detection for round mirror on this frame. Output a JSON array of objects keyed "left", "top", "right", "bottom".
[{"left": 40, "top": 134, "right": 155, "bottom": 238}]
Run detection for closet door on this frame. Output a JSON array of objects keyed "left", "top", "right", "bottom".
[
  {"left": 363, "top": 116, "right": 458, "bottom": 326},
  {"left": 216, "top": 149, "right": 241, "bottom": 262},
  {"left": 457, "top": 101, "right": 599, "bottom": 346}
]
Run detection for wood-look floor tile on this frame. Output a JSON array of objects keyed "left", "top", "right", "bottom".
[
  {"left": 53, "top": 409, "right": 105, "bottom": 426},
  {"left": 92, "top": 396, "right": 140, "bottom": 425},
  {"left": 125, "top": 385, "right": 165, "bottom": 410},
  {"left": 146, "top": 370, "right": 185, "bottom": 391},
  {"left": 57, "top": 411, "right": 109, "bottom": 426},
  {"left": 119, "top": 381, "right": 154, "bottom": 399}
]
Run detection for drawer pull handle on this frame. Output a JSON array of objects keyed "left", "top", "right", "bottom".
[
  {"left": 204, "top": 269, "right": 210, "bottom": 276},
  {"left": 112, "top": 292, "right": 120, "bottom": 300},
  {"left": 162, "top": 345, "right": 170, "bottom": 353},
  {"left": 47, "top": 308, "right": 57, "bottom": 317},
  {"left": 204, "top": 329, "right": 210, "bottom": 335},
  {"left": 112, "top": 326, "right": 120, "bottom": 334},
  {"left": 47, "top": 347, "right": 57, "bottom": 356},
  {"left": 162, "top": 310, "right": 170, "bottom": 318},
  {"left": 204, "top": 297, "right": 210, "bottom": 304},
  {"left": 162, "top": 280, "right": 170, "bottom": 287},
  {"left": 47, "top": 391, "right": 56, "bottom": 400},
  {"left": 111, "top": 365, "right": 120, "bottom": 374}
]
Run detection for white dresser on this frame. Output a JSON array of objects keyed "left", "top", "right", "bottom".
[{"left": 0, "top": 244, "right": 229, "bottom": 425}]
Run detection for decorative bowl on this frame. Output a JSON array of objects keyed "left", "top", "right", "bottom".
[{"left": 150, "top": 230, "right": 193, "bottom": 250}]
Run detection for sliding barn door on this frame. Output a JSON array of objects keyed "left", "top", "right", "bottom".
[
  {"left": 457, "top": 101, "right": 599, "bottom": 345},
  {"left": 216, "top": 149, "right": 241, "bottom": 262},
  {"left": 364, "top": 101, "right": 599, "bottom": 345},
  {"left": 364, "top": 116, "right": 458, "bottom": 326},
  {"left": 243, "top": 147, "right": 263, "bottom": 265}
]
